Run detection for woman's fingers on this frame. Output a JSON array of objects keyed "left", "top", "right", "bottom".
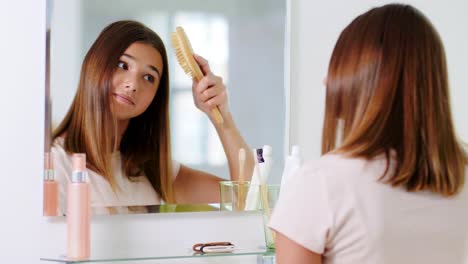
[
  {"left": 190, "top": 54, "right": 229, "bottom": 119},
  {"left": 200, "top": 84, "right": 223, "bottom": 102},
  {"left": 205, "top": 93, "right": 226, "bottom": 109},
  {"left": 193, "top": 75, "right": 217, "bottom": 94},
  {"left": 193, "top": 54, "right": 211, "bottom": 75}
]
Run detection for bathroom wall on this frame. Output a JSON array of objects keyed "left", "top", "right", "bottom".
[{"left": 0, "top": 0, "right": 45, "bottom": 263}]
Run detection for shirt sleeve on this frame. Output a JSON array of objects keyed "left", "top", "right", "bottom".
[{"left": 269, "top": 163, "right": 333, "bottom": 254}]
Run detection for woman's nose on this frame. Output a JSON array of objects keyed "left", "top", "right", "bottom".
[{"left": 123, "top": 74, "right": 137, "bottom": 92}]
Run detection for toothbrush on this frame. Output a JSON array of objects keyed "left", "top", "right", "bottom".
[
  {"left": 252, "top": 150, "right": 276, "bottom": 243},
  {"left": 261, "top": 145, "right": 273, "bottom": 182},
  {"left": 244, "top": 149, "right": 263, "bottom": 210},
  {"left": 237, "top": 148, "right": 246, "bottom": 211},
  {"left": 239, "top": 148, "right": 246, "bottom": 183},
  {"left": 253, "top": 150, "right": 272, "bottom": 220},
  {"left": 170, "top": 26, "right": 224, "bottom": 124}
]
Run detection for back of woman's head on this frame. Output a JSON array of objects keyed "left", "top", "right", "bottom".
[
  {"left": 322, "top": 4, "right": 467, "bottom": 196},
  {"left": 53, "top": 20, "right": 174, "bottom": 202}
]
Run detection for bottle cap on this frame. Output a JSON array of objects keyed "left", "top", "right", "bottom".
[
  {"left": 262, "top": 145, "right": 272, "bottom": 157},
  {"left": 256, "top": 148, "right": 264, "bottom": 163},
  {"left": 72, "top": 153, "right": 86, "bottom": 171},
  {"left": 71, "top": 153, "right": 87, "bottom": 183},
  {"left": 44, "top": 152, "right": 54, "bottom": 170}
]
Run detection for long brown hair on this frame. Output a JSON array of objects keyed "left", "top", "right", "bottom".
[
  {"left": 53, "top": 20, "right": 175, "bottom": 203},
  {"left": 322, "top": 4, "right": 467, "bottom": 196}
]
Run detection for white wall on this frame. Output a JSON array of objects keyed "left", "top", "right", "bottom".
[
  {"left": 289, "top": 0, "right": 468, "bottom": 160},
  {"left": 49, "top": 0, "right": 81, "bottom": 131},
  {"left": 0, "top": 0, "right": 45, "bottom": 263}
]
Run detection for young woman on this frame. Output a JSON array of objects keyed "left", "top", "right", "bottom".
[
  {"left": 51, "top": 20, "right": 253, "bottom": 214},
  {"left": 270, "top": 4, "right": 467, "bottom": 264}
]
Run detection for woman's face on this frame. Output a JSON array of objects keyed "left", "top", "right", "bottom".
[{"left": 111, "top": 42, "right": 164, "bottom": 121}]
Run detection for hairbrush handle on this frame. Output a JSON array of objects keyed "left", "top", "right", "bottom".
[
  {"left": 191, "top": 61, "right": 224, "bottom": 125},
  {"left": 172, "top": 27, "right": 224, "bottom": 125},
  {"left": 211, "top": 107, "right": 224, "bottom": 124}
]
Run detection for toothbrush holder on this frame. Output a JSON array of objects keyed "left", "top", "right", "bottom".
[{"left": 219, "top": 181, "right": 280, "bottom": 249}]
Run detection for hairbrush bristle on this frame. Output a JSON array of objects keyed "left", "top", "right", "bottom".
[
  {"left": 170, "top": 27, "right": 203, "bottom": 81},
  {"left": 171, "top": 33, "right": 192, "bottom": 77},
  {"left": 170, "top": 26, "right": 224, "bottom": 124}
]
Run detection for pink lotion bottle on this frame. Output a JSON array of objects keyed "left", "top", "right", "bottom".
[
  {"left": 43, "top": 152, "right": 58, "bottom": 216},
  {"left": 67, "top": 153, "right": 90, "bottom": 260}
]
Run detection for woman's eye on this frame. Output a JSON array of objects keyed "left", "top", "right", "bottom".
[
  {"left": 144, "top": 74, "right": 155, "bottom": 83},
  {"left": 117, "top": 61, "right": 128, "bottom": 70}
]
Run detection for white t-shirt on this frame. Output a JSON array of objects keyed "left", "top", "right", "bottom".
[
  {"left": 269, "top": 153, "right": 468, "bottom": 264},
  {"left": 51, "top": 137, "right": 180, "bottom": 215}
]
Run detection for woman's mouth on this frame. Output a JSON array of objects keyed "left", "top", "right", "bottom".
[{"left": 113, "top": 93, "right": 135, "bottom": 105}]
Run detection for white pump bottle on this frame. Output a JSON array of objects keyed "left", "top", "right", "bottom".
[{"left": 280, "top": 145, "right": 302, "bottom": 190}]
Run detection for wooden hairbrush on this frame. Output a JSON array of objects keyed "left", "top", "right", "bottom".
[{"left": 170, "top": 26, "right": 224, "bottom": 124}]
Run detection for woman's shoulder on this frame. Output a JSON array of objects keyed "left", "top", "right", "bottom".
[
  {"left": 51, "top": 137, "right": 66, "bottom": 154},
  {"left": 51, "top": 136, "right": 65, "bottom": 148},
  {"left": 50, "top": 136, "right": 72, "bottom": 164},
  {"left": 301, "top": 153, "right": 366, "bottom": 173},
  {"left": 299, "top": 152, "right": 388, "bottom": 185}
]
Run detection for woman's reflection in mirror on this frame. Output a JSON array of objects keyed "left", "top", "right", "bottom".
[{"left": 51, "top": 20, "right": 254, "bottom": 215}]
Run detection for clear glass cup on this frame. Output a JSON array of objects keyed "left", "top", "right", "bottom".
[
  {"left": 259, "top": 184, "right": 280, "bottom": 249},
  {"left": 219, "top": 181, "right": 280, "bottom": 249},
  {"left": 219, "top": 181, "right": 259, "bottom": 211}
]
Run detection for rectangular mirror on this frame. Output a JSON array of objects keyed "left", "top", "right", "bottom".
[{"left": 44, "top": 0, "right": 288, "bottom": 215}]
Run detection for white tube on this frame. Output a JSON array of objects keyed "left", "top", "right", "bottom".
[
  {"left": 280, "top": 145, "right": 302, "bottom": 190},
  {"left": 245, "top": 149, "right": 263, "bottom": 210}
]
